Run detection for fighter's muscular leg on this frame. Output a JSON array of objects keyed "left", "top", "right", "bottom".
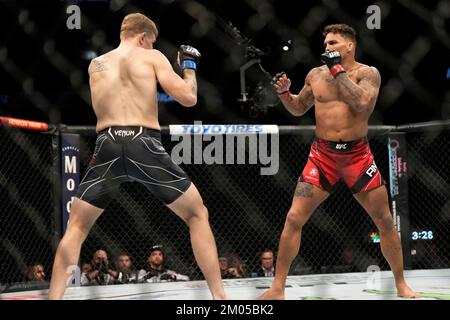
[
  {"left": 258, "top": 182, "right": 329, "bottom": 300},
  {"left": 167, "top": 183, "right": 227, "bottom": 300},
  {"left": 48, "top": 198, "right": 104, "bottom": 299},
  {"left": 353, "top": 186, "right": 419, "bottom": 298}
]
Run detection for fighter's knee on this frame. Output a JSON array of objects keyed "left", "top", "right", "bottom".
[
  {"left": 375, "top": 213, "right": 395, "bottom": 233},
  {"left": 184, "top": 205, "right": 209, "bottom": 225},
  {"left": 285, "top": 209, "right": 308, "bottom": 230},
  {"left": 198, "top": 206, "right": 209, "bottom": 220},
  {"left": 65, "top": 222, "right": 90, "bottom": 238}
]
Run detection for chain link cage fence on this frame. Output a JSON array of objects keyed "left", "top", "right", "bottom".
[
  {"left": 406, "top": 128, "right": 450, "bottom": 269},
  {"left": 0, "top": 126, "right": 57, "bottom": 291},
  {"left": 77, "top": 129, "right": 391, "bottom": 281},
  {"left": 1, "top": 122, "right": 449, "bottom": 291}
]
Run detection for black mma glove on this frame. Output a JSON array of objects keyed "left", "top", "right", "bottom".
[
  {"left": 178, "top": 45, "right": 201, "bottom": 71},
  {"left": 271, "top": 71, "right": 290, "bottom": 96},
  {"left": 320, "top": 50, "right": 345, "bottom": 77},
  {"left": 270, "top": 72, "right": 285, "bottom": 87}
]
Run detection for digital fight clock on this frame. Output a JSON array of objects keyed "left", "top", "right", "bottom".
[{"left": 411, "top": 230, "right": 434, "bottom": 240}]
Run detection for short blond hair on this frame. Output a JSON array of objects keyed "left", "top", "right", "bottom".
[{"left": 120, "top": 13, "right": 158, "bottom": 40}]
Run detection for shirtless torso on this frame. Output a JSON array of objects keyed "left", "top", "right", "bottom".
[
  {"left": 309, "top": 64, "right": 378, "bottom": 140},
  {"left": 281, "top": 62, "right": 381, "bottom": 141},
  {"left": 89, "top": 41, "right": 197, "bottom": 132}
]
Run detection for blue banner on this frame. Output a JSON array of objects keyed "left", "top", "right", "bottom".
[{"left": 61, "top": 133, "right": 80, "bottom": 235}]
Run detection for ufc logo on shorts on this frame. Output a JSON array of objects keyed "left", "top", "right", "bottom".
[
  {"left": 366, "top": 163, "right": 378, "bottom": 177},
  {"left": 335, "top": 143, "right": 347, "bottom": 150}
]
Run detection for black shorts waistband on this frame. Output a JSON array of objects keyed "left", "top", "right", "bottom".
[
  {"left": 99, "top": 126, "right": 161, "bottom": 142},
  {"left": 314, "top": 136, "right": 368, "bottom": 152}
]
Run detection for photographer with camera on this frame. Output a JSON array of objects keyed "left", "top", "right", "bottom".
[
  {"left": 115, "top": 252, "right": 146, "bottom": 284},
  {"left": 140, "top": 245, "right": 189, "bottom": 283},
  {"left": 81, "top": 249, "right": 117, "bottom": 286}
]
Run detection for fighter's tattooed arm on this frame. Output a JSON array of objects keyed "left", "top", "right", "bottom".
[
  {"left": 335, "top": 66, "right": 381, "bottom": 112},
  {"left": 183, "top": 69, "right": 197, "bottom": 97},
  {"left": 294, "top": 182, "right": 314, "bottom": 198},
  {"left": 298, "top": 82, "right": 315, "bottom": 110},
  {"left": 280, "top": 68, "right": 318, "bottom": 116},
  {"left": 191, "top": 75, "right": 197, "bottom": 96}
]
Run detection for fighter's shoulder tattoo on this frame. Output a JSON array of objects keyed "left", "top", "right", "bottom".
[
  {"left": 89, "top": 59, "right": 108, "bottom": 73},
  {"left": 357, "top": 66, "right": 381, "bottom": 89},
  {"left": 307, "top": 67, "right": 322, "bottom": 80}
]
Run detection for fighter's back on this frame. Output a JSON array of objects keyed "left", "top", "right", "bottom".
[{"left": 88, "top": 45, "right": 159, "bottom": 132}]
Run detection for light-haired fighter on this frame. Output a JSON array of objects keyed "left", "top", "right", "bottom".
[{"left": 49, "top": 13, "right": 227, "bottom": 300}]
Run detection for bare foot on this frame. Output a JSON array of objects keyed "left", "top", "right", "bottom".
[
  {"left": 397, "top": 284, "right": 420, "bottom": 298},
  {"left": 256, "top": 288, "right": 285, "bottom": 300}
]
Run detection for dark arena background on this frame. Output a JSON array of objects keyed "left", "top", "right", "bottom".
[{"left": 0, "top": 0, "right": 449, "bottom": 304}]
